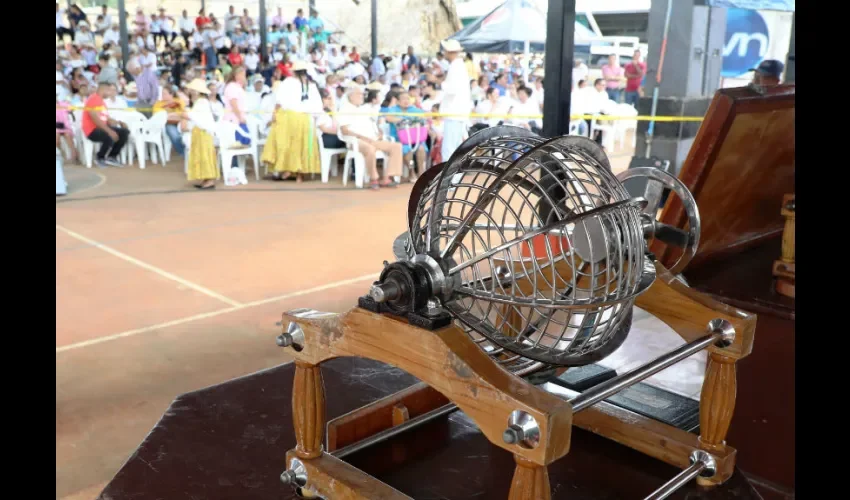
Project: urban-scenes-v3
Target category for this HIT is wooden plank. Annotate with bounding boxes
[282,307,574,466]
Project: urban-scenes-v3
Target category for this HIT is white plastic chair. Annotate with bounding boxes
[215,121,258,182]
[318,128,345,183]
[590,114,617,152]
[338,129,370,188]
[71,110,96,168]
[244,116,268,180]
[131,111,168,169]
[111,109,147,165]
[614,103,638,149]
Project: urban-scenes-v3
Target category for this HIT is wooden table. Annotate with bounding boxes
[99,357,763,499]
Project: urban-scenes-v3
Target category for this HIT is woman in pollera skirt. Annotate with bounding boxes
[263,60,322,182]
[183,78,219,189]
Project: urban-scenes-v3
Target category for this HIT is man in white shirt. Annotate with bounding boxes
[244,46,260,74]
[248,27,261,50]
[572,78,612,139]
[508,86,542,131]
[75,22,96,51]
[103,23,120,46]
[139,46,157,72]
[337,85,403,188]
[532,75,545,111]
[56,3,73,42]
[327,47,345,71]
[224,5,240,36]
[572,59,589,89]
[344,61,365,81]
[437,39,471,162]
[101,5,112,30]
[179,10,194,46]
[214,22,228,53]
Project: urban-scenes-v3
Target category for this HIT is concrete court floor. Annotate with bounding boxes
[56,147,636,499]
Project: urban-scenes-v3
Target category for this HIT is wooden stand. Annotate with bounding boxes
[772,194,795,298]
[279,260,756,499]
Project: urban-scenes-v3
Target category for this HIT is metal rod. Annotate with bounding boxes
[330,403,458,459]
[370,0,378,58]
[117,0,129,71]
[570,332,720,413]
[644,459,706,500]
[259,0,268,67]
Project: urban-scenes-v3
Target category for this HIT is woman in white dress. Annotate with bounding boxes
[262,60,323,182]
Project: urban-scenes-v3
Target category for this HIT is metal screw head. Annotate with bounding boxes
[425,298,442,316]
[280,470,297,485]
[503,426,522,445]
[276,334,292,347]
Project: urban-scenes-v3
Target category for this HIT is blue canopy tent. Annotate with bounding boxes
[448,0,597,54]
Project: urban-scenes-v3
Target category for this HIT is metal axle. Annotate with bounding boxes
[570,321,734,413]
[644,450,716,500]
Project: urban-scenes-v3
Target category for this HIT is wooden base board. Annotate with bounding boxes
[325,382,736,486]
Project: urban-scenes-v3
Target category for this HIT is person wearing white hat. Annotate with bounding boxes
[262,60,323,182]
[244,46,260,74]
[182,79,218,189]
[103,22,121,47]
[75,21,95,51]
[437,39,471,162]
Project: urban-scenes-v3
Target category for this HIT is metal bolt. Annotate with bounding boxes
[503,425,523,445]
[280,470,297,485]
[277,322,306,351]
[425,298,442,316]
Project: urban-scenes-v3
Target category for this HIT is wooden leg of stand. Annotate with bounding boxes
[508,455,551,500]
[293,361,326,459]
[697,353,736,486]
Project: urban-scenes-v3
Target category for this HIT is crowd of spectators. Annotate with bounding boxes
[56,3,646,189]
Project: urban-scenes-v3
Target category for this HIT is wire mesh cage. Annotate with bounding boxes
[406,132,656,368]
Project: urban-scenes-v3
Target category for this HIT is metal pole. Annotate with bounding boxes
[331,403,458,459]
[644,451,715,500]
[117,0,129,70]
[570,330,729,413]
[201,0,205,12]
[542,0,575,137]
[259,0,268,65]
[784,12,795,83]
[370,0,378,58]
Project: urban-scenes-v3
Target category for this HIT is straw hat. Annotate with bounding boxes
[185,78,210,95]
[292,60,313,72]
[440,39,463,53]
[365,81,383,90]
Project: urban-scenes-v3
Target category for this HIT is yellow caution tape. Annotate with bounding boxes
[59,105,704,122]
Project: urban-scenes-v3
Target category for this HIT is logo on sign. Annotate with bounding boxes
[722,8,770,77]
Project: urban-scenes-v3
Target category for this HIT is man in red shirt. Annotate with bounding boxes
[624,49,646,107]
[83,81,130,168]
[195,8,210,31]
